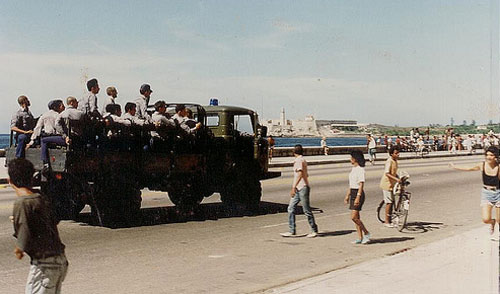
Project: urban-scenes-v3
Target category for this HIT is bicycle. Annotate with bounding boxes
[376,171,412,231]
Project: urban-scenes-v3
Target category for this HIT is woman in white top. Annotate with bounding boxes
[344,150,371,244]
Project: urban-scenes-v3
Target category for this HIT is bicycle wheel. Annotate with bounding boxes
[395,196,410,231]
[376,200,386,223]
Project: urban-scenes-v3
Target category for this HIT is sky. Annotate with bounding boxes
[0,0,497,133]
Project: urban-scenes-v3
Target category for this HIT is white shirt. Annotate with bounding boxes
[368,137,376,149]
[349,166,365,189]
[30,110,60,144]
[78,92,98,115]
[123,112,146,126]
[134,95,151,122]
[56,106,84,138]
[151,111,175,137]
[101,96,116,115]
[293,155,308,190]
[320,139,327,148]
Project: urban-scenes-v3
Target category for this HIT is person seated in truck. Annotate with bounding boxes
[104,104,131,126]
[123,102,146,126]
[26,100,69,168]
[151,100,175,138]
[172,104,201,134]
[10,95,36,158]
[55,96,84,139]
[185,108,197,129]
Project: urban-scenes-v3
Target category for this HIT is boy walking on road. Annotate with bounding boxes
[9,158,68,293]
[281,145,319,238]
[379,146,401,227]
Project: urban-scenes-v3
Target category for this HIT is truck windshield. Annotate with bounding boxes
[234,115,254,135]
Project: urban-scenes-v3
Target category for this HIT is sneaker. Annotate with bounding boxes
[384,223,395,228]
[361,233,371,244]
[306,232,318,238]
[352,239,362,244]
[280,232,296,237]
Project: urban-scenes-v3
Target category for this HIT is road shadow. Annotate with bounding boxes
[319,230,355,237]
[76,201,292,228]
[402,221,445,234]
[368,236,415,244]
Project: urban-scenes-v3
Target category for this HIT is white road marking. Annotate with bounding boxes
[259,212,350,228]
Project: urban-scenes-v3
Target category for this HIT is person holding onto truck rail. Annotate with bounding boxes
[27,100,69,168]
[281,144,319,238]
[8,158,69,294]
[11,95,36,158]
[135,84,153,122]
[78,78,101,118]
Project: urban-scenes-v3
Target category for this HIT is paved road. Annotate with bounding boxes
[0,155,489,293]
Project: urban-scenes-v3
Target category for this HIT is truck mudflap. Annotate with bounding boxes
[261,171,281,180]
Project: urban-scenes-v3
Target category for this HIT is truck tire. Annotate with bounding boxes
[220,174,262,213]
[168,182,204,212]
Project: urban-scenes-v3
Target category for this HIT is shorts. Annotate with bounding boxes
[349,189,365,211]
[480,188,500,207]
[383,189,395,204]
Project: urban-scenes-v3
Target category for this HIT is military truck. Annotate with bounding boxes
[5,103,280,225]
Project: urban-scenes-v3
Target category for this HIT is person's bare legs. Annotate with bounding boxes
[351,210,368,240]
[385,203,393,224]
[482,204,495,234]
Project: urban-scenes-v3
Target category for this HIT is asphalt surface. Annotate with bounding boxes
[0,155,489,293]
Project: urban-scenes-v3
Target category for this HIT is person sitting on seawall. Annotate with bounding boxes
[10,95,36,158]
[172,104,201,134]
[122,102,146,126]
[26,100,69,169]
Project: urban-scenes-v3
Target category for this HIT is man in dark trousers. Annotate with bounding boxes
[9,158,68,293]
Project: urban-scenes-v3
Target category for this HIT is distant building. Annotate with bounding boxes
[262,108,360,136]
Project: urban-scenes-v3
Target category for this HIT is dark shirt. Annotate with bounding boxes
[12,193,65,260]
[10,107,36,132]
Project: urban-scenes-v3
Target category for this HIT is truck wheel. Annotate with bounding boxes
[245,177,262,213]
[168,184,204,213]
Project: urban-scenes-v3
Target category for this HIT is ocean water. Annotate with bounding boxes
[0,134,367,149]
[0,134,9,149]
[273,137,366,147]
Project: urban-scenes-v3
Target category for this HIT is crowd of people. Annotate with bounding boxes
[373,128,499,155]
[10,78,202,169]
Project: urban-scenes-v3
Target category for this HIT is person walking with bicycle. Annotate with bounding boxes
[379,146,401,227]
[449,146,500,239]
[344,150,371,244]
